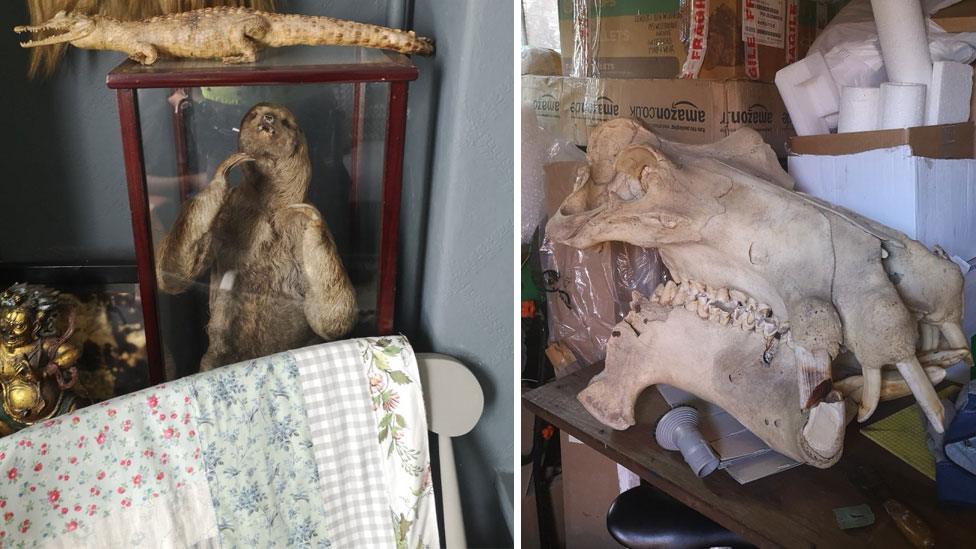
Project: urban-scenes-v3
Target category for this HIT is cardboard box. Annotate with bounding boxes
[557,0,686,79]
[559,432,626,549]
[524,75,565,137]
[789,143,976,260]
[788,123,975,159]
[557,0,828,82]
[696,0,840,81]
[932,0,976,33]
[692,0,790,82]
[523,75,795,156]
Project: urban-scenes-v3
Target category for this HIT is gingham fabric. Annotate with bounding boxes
[292,340,394,548]
[355,336,440,549]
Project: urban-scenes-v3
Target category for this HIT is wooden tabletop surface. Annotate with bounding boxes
[522,363,976,548]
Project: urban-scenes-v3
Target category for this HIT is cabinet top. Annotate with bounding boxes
[107,46,418,89]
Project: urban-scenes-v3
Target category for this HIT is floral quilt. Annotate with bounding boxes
[0,338,439,548]
[290,337,440,549]
[191,353,331,548]
[0,380,217,548]
[359,337,438,549]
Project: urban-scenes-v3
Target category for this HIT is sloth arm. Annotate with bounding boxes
[290,205,358,340]
[156,153,253,294]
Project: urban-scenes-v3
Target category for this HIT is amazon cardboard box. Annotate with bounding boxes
[558,0,830,82]
[524,75,795,156]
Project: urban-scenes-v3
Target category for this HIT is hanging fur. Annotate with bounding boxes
[25,0,276,78]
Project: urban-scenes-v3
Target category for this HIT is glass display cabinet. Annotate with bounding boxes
[108,46,417,383]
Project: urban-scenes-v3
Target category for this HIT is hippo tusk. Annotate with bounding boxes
[895,356,945,433]
[801,394,847,462]
[858,367,882,422]
[795,346,833,410]
[835,366,946,402]
[918,348,973,368]
[940,322,973,365]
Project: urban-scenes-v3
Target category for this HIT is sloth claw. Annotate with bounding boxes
[217,152,255,179]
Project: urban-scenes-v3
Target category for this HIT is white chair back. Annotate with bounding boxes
[416,353,484,549]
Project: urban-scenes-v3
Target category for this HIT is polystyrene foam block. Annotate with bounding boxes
[880,82,926,129]
[775,52,841,136]
[838,87,881,133]
[870,0,932,86]
[925,61,974,125]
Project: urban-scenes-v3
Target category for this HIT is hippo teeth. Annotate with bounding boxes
[649,279,788,341]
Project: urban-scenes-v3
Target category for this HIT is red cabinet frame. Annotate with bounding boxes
[108,50,418,384]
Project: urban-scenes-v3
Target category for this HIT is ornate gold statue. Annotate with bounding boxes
[0,284,82,436]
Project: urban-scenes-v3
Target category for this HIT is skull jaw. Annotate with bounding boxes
[581,300,847,468]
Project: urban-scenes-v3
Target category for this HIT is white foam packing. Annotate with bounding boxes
[870,0,933,86]
[880,82,927,129]
[837,87,881,133]
[925,61,974,125]
[774,51,841,136]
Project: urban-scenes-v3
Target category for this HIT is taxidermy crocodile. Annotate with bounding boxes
[14,7,434,65]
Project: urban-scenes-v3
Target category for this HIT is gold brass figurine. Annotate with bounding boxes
[0,284,82,436]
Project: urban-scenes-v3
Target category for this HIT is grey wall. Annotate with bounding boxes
[2,2,132,261]
[1,0,513,547]
[403,1,515,547]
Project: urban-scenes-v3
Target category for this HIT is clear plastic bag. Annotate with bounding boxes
[521,102,588,244]
[539,239,666,368]
[560,0,687,79]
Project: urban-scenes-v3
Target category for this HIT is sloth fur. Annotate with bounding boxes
[156,102,357,371]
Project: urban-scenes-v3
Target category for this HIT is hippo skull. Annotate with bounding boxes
[547,119,971,467]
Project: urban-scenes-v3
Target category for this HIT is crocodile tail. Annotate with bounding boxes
[266,14,433,55]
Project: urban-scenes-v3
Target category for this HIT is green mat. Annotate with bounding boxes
[860,387,959,481]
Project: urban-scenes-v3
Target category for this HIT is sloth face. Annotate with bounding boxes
[238,103,306,163]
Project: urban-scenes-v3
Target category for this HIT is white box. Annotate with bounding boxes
[965,264,976,344]
[789,145,976,260]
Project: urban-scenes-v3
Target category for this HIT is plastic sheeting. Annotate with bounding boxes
[809,0,976,89]
[522,0,562,51]
[521,102,586,244]
[540,240,666,367]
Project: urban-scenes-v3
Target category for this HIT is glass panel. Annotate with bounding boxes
[139,82,389,378]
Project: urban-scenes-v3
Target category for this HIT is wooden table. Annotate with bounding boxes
[522,363,976,548]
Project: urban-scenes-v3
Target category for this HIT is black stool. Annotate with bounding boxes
[606,485,756,549]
